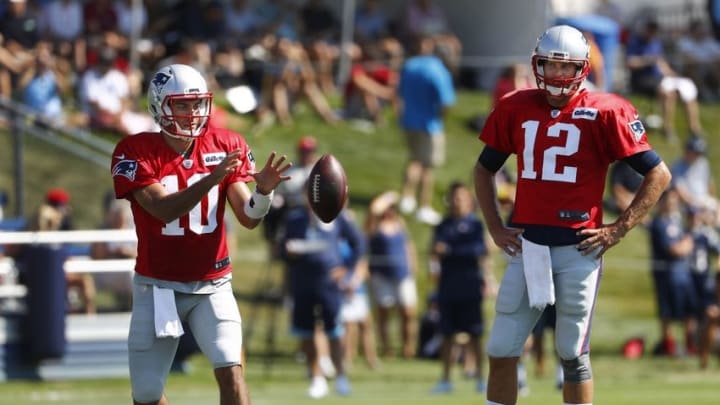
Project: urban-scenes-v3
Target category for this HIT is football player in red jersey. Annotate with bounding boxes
[473,26,672,405]
[111,64,291,405]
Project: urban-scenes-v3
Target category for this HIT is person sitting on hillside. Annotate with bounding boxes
[625,19,706,141]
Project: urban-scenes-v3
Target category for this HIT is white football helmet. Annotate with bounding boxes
[147,64,212,138]
[532,25,590,98]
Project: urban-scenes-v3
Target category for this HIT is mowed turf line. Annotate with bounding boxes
[1,90,720,403]
[0,354,717,404]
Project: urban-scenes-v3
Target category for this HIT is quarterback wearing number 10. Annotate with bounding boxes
[111,64,290,405]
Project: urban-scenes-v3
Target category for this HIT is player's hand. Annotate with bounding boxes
[576,223,625,258]
[489,226,524,256]
[251,152,292,195]
[210,150,243,182]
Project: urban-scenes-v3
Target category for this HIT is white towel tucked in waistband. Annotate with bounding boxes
[521,237,555,310]
[153,285,184,338]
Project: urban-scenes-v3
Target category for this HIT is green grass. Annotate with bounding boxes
[2,90,720,403]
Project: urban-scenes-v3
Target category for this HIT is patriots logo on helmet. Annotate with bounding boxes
[151,72,171,92]
[112,159,138,181]
[628,120,645,141]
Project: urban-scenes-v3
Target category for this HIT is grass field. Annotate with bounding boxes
[2,89,720,403]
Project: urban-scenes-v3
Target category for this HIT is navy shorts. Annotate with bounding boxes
[652,270,699,320]
[291,285,343,338]
[438,297,483,337]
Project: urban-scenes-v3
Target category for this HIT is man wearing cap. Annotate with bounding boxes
[45,188,73,230]
[671,136,716,211]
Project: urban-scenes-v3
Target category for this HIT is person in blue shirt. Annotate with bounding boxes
[686,203,720,364]
[279,203,366,399]
[648,187,698,356]
[397,34,455,225]
[365,191,419,359]
[429,181,491,394]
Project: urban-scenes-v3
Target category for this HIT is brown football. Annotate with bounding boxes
[307,154,348,223]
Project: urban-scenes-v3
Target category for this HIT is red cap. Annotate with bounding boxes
[298,136,317,152]
[46,188,70,206]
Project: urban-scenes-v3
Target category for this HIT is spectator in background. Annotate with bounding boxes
[583,31,606,91]
[402,0,462,75]
[353,0,404,71]
[676,19,720,102]
[77,47,157,135]
[492,64,533,107]
[38,0,86,74]
[342,42,398,126]
[0,0,39,97]
[299,0,340,96]
[649,188,698,357]
[687,203,720,364]
[670,136,716,213]
[625,19,705,141]
[397,35,455,225]
[89,198,135,312]
[365,191,419,359]
[19,41,69,123]
[266,136,319,259]
[428,181,491,395]
[708,0,720,42]
[338,212,378,371]
[279,203,364,398]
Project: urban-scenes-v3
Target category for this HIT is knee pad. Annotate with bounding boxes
[561,353,592,384]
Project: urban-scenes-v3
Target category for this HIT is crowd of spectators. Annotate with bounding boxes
[0,0,466,136]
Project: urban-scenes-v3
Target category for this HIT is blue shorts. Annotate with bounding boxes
[438,297,483,337]
[291,285,343,339]
[652,270,698,320]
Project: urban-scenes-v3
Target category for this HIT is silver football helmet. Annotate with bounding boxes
[147,64,212,138]
[532,25,590,97]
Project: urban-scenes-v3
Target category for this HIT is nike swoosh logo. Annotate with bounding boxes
[115,154,125,159]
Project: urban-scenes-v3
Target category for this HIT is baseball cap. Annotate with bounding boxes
[298,136,317,152]
[685,136,707,154]
[46,188,70,207]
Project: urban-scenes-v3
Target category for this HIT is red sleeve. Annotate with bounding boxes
[111,136,159,199]
[479,100,515,154]
[603,96,653,160]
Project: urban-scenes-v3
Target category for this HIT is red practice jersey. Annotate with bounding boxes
[111,128,255,282]
[480,88,652,229]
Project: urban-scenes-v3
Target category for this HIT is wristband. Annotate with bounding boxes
[244,188,274,219]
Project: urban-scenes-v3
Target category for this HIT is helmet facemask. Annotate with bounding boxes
[158,93,212,139]
[532,55,590,98]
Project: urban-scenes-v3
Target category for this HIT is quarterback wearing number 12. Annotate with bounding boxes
[474,26,671,405]
[111,64,290,405]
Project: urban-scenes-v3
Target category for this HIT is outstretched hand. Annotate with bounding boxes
[251,151,292,194]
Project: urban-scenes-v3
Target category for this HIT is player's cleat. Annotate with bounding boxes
[307,375,329,399]
[430,380,453,394]
[335,375,352,396]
